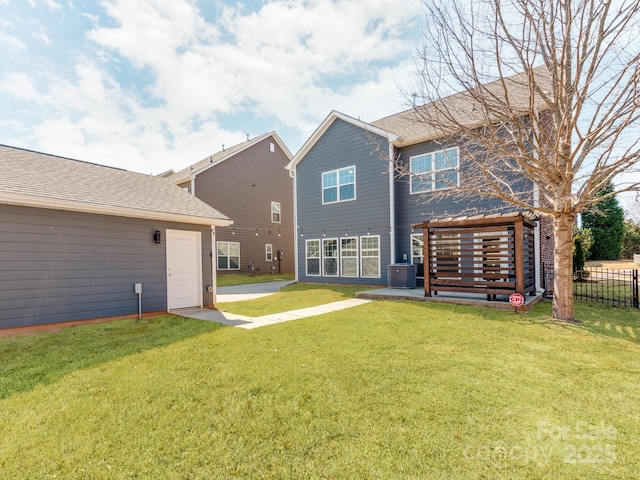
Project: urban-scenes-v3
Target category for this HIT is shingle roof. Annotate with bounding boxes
[167,131,292,184]
[371,66,551,147]
[0,144,232,226]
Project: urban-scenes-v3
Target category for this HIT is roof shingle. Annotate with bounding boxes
[0,145,232,226]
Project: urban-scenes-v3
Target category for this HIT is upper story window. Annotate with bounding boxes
[322,166,356,204]
[271,201,281,223]
[410,147,459,194]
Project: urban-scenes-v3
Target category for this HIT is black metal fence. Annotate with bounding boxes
[542,263,640,308]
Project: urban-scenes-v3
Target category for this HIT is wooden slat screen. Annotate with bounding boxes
[418,213,537,299]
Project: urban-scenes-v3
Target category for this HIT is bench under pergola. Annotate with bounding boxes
[412,212,537,300]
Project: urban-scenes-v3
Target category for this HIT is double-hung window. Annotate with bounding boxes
[360,236,380,278]
[322,166,355,204]
[410,147,459,194]
[271,201,281,223]
[306,240,321,276]
[217,241,240,270]
[340,237,359,277]
[323,239,338,276]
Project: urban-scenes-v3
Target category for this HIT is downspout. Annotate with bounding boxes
[388,141,396,265]
[290,168,299,282]
[190,175,196,196]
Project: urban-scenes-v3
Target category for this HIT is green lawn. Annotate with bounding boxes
[217,282,372,316]
[0,298,639,479]
[216,273,294,287]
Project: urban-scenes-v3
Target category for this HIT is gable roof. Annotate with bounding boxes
[0,145,232,226]
[286,110,397,171]
[372,66,552,147]
[167,131,293,184]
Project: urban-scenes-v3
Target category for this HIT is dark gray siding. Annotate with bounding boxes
[0,204,213,329]
[194,136,294,275]
[295,119,391,285]
[394,140,533,263]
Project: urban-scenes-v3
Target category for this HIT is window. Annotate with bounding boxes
[410,147,459,194]
[411,233,424,266]
[306,240,320,276]
[271,202,281,223]
[322,166,356,204]
[340,237,359,277]
[411,233,425,279]
[217,241,240,270]
[270,142,275,152]
[323,239,338,276]
[360,236,380,278]
[265,244,273,262]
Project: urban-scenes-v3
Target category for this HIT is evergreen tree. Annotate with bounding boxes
[573,235,586,280]
[621,220,640,259]
[581,182,625,260]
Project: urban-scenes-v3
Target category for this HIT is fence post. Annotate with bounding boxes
[634,269,639,309]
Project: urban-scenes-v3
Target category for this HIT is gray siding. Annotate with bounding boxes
[295,119,392,285]
[0,204,213,329]
[394,140,533,263]
[194,136,294,275]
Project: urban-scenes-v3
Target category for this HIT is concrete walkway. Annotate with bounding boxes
[171,281,372,329]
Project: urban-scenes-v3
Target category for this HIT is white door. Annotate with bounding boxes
[166,229,202,310]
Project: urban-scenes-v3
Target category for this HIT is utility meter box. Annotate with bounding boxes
[134,283,142,294]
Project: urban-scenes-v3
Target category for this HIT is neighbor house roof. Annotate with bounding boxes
[372,66,552,147]
[286,110,397,171]
[167,131,292,184]
[0,145,233,226]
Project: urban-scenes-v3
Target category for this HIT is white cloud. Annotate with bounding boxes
[0,73,41,101]
[0,32,27,51]
[86,0,421,128]
[44,0,62,11]
[32,31,51,45]
[2,0,425,172]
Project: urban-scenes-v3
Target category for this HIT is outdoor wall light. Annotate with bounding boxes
[153,230,161,244]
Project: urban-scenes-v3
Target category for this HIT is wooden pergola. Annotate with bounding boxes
[412,212,537,300]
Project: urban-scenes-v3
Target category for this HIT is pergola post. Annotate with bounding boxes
[514,216,525,295]
[423,224,431,297]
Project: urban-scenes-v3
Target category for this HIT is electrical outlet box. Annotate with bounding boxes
[134,283,142,294]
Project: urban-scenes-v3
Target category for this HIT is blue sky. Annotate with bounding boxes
[0,0,423,174]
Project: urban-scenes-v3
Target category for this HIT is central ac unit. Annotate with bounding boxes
[387,264,417,288]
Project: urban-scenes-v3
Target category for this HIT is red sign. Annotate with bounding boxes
[509,293,525,307]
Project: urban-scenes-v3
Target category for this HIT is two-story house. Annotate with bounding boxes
[287,80,553,290]
[166,132,294,276]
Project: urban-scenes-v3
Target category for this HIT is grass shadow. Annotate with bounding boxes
[0,315,224,399]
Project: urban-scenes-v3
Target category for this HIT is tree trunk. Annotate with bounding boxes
[552,213,576,321]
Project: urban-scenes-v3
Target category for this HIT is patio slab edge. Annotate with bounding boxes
[356,289,545,312]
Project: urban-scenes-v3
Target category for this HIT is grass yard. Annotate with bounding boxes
[0,297,639,479]
[216,273,294,287]
[217,282,372,317]
[0,315,223,400]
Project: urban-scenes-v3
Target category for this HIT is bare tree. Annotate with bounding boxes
[402,0,640,321]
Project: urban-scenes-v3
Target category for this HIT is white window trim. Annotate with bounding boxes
[322,165,356,204]
[340,236,360,278]
[217,241,240,270]
[322,238,339,277]
[360,235,381,278]
[409,147,460,194]
[411,233,424,264]
[265,243,273,262]
[305,239,321,277]
[271,201,281,224]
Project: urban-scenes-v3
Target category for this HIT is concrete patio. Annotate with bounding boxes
[356,287,545,312]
